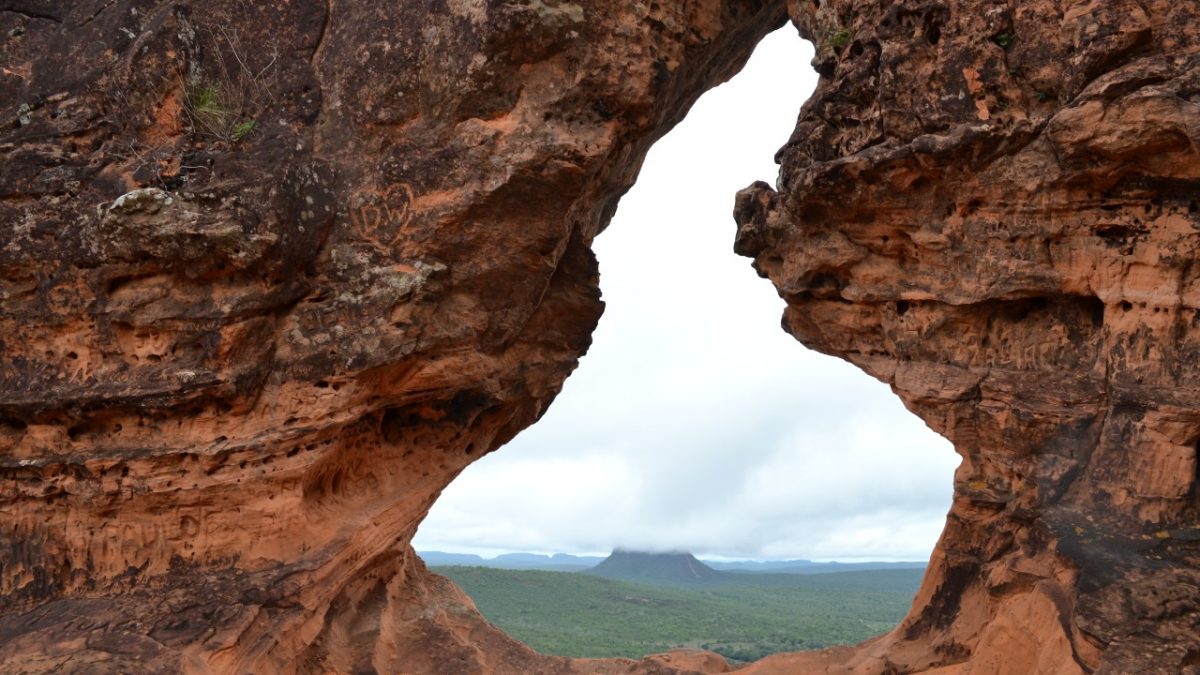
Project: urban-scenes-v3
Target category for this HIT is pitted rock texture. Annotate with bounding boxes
[0,1,784,672]
[735,0,1200,673]
[3,0,1199,674]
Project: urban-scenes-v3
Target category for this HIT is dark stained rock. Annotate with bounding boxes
[2,0,1199,673]
[0,1,784,672]
[736,1,1200,673]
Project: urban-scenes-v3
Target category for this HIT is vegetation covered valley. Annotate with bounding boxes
[433,565,923,664]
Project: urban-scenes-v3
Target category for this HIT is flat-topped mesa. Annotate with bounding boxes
[735,1,1200,673]
[588,550,719,585]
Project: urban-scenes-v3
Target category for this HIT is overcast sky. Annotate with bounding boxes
[413,27,960,562]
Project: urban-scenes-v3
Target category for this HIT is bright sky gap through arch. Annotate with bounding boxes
[413,26,960,563]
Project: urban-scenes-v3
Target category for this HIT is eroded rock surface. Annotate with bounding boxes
[2,0,1198,673]
[0,1,784,672]
[735,0,1200,672]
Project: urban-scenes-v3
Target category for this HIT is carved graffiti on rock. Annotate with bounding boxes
[348,183,414,246]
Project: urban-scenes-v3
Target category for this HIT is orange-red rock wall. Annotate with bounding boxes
[1,0,1198,673]
[737,1,1200,672]
[0,1,786,672]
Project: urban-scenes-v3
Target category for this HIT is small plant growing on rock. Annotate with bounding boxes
[185,82,235,136]
[830,28,852,50]
[183,76,259,143]
[181,26,275,143]
[231,119,256,142]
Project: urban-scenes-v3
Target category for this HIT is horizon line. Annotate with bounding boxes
[416,547,931,564]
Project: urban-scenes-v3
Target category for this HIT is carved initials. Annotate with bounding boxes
[349,183,415,246]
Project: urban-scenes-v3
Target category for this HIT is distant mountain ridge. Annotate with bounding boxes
[585,550,718,585]
[418,550,926,575]
[706,559,927,575]
[419,550,605,571]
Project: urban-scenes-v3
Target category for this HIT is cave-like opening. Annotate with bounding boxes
[414,25,960,665]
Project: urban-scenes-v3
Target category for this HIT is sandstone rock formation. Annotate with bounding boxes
[1,0,1198,674]
[735,1,1200,672]
[0,1,785,672]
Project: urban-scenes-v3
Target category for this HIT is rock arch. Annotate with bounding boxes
[0,0,1197,673]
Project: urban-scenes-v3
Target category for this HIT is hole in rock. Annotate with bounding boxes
[415,26,958,666]
[1192,437,1200,502]
[927,23,941,46]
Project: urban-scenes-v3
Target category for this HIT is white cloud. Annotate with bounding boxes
[414,27,961,562]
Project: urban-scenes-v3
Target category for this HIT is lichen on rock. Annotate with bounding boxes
[735,1,1200,672]
[2,0,1199,673]
[0,1,787,673]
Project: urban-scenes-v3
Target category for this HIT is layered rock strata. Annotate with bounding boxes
[2,0,1199,673]
[0,1,783,672]
[735,0,1200,672]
